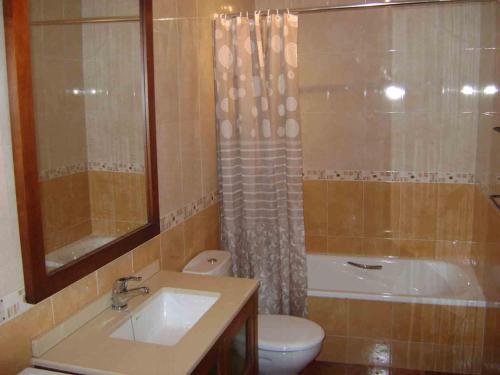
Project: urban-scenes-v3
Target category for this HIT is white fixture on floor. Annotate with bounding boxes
[182,250,325,375]
[18,368,63,374]
[111,288,220,346]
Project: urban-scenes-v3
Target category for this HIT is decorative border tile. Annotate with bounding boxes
[436,172,475,184]
[39,162,145,181]
[399,171,437,183]
[38,163,88,181]
[87,161,145,174]
[160,190,220,232]
[303,170,476,184]
[361,170,400,182]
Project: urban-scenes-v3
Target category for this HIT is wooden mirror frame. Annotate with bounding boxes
[3,0,159,303]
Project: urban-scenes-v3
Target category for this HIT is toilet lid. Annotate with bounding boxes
[258,314,325,352]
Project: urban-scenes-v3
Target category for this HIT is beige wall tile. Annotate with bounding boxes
[62,1,82,19]
[302,113,366,171]
[198,18,216,121]
[327,236,363,255]
[391,341,437,371]
[348,300,392,339]
[52,273,98,324]
[363,113,403,172]
[177,19,200,122]
[483,306,500,367]
[41,172,93,253]
[362,238,399,257]
[157,121,184,216]
[400,183,438,240]
[177,0,197,17]
[486,199,500,243]
[133,235,161,272]
[306,235,327,253]
[71,172,91,225]
[153,19,179,125]
[44,220,93,254]
[392,302,440,343]
[434,241,472,263]
[436,184,474,241]
[308,297,348,336]
[153,0,178,18]
[97,253,134,295]
[327,181,363,237]
[433,344,479,374]
[0,299,54,374]
[113,173,147,223]
[317,335,348,363]
[196,0,216,17]
[346,337,392,366]
[160,223,186,271]
[184,205,221,261]
[91,218,115,236]
[437,305,485,348]
[89,171,116,221]
[363,182,400,238]
[304,180,327,236]
[200,119,219,195]
[398,239,435,259]
[472,186,489,243]
[300,85,365,115]
[180,120,203,205]
[299,10,365,56]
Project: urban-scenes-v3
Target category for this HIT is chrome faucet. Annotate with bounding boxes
[111,276,150,311]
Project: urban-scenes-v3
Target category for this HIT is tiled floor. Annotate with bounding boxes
[301,361,456,375]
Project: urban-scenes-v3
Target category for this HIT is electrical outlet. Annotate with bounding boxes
[0,289,32,326]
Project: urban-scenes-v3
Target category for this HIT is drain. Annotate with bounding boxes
[207,258,218,264]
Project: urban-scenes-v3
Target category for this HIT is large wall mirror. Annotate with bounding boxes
[3,0,159,303]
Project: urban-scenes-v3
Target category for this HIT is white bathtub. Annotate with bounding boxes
[307,254,486,307]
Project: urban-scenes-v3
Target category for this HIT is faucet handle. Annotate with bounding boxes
[113,276,142,293]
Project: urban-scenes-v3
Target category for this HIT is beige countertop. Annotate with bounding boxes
[32,271,259,375]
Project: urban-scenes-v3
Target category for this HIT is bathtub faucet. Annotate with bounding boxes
[347,261,382,270]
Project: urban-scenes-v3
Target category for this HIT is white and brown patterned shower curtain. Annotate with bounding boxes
[214,13,306,316]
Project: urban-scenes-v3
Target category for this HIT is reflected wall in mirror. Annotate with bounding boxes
[4,0,158,303]
[29,1,148,272]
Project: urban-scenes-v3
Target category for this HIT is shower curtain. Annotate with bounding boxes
[214,12,306,316]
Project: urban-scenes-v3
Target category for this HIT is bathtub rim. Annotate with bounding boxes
[307,288,487,307]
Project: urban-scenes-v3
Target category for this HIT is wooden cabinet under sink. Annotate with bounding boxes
[194,291,258,375]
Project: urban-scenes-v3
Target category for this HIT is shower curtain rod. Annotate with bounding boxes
[30,16,140,26]
[221,0,492,17]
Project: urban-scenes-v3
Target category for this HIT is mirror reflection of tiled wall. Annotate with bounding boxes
[30,0,147,255]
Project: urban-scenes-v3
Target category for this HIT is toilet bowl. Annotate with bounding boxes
[257,314,324,375]
[183,250,325,374]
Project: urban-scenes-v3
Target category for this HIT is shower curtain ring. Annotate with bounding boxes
[267,9,270,17]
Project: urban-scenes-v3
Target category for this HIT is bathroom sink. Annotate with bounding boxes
[111,288,220,346]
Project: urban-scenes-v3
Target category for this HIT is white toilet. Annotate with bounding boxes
[183,250,325,375]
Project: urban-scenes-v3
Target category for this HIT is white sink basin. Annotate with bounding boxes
[111,288,220,346]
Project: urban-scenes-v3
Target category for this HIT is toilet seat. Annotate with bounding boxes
[258,314,325,352]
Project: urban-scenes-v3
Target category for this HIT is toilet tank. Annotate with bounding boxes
[182,250,232,276]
